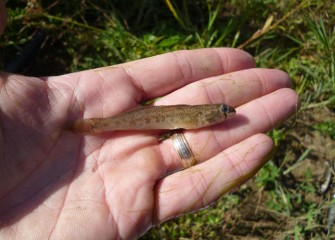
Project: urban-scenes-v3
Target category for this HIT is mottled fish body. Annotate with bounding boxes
[72,103,236,134]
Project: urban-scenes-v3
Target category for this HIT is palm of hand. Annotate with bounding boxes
[0,71,163,239]
[0,49,298,239]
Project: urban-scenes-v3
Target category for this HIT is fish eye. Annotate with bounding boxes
[221,104,236,114]
[221,104,228,112]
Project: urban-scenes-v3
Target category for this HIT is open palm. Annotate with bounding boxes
[0,48,298,239]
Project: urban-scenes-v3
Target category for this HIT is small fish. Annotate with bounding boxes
[71,103,236,134]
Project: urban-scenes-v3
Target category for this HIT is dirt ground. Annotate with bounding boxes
[221,106,335,239]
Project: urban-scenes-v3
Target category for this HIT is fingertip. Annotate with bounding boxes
[270,69,292,88]
[271,88,300,114]
[247,68,292,90]
[250,133,275,164]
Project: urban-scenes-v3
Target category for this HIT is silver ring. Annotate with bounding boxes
[170,131,196,168]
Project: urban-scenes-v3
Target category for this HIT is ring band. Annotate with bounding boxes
[170,131,196,168]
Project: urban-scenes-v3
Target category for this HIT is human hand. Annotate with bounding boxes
[0,48,298,239]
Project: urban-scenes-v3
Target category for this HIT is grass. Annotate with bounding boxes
[1,0,335,239]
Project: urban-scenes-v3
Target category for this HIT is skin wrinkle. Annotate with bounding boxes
[48,185,68,240]
[214,78,233,103]
[64,83,77,118]
[198,76,240,106]
[106,138,128,165]
[120,210,137,240]
[118,156,156,232]
[1,132,50,199]
[179,169,209,213]
[2,158,60,216]
[91,143,104,172]
[2,87,50,153]
[210,126,227,153]
[83,138,105,165]
[227,149,246,181]
[244,140,268,167]
[199,81,216,104]
[7,81,23,106]
[217,116,236,148]
[71,77,85,117]
[109,217,118,240]
[202,78,227,107]
[46,83,64,114]
[105,203,117,234]
[211,48,226,74]
[166,179,194,215]
[76,72,94,116]
[94,69,122,117]
[101,79,109,117]
[112,189,139,239]
[255,97,275,130]
[9,80,47,132]
[239,140,274,186]
[192,169,209,208]
[97,148,109,227]
[49,144,93,238]
[200,165,222,205]
[49,81,78,131]
[153,178,166,225]
[96,88,107,117]
[120,65,145,104]
[209,153,244,199]
[192,130,211,159]
[9,77,46,112]
[248,68,268,96]
[20,81,56,139]
[1,81,16,110]
[171,51,193,85]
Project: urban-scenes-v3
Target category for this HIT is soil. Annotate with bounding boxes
[221,106,335,239]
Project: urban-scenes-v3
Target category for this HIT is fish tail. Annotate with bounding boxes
[66,119,94,133]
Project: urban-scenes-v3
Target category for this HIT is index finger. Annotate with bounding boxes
[96,48,255,100]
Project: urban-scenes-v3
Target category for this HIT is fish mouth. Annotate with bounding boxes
[221,104,236,117]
